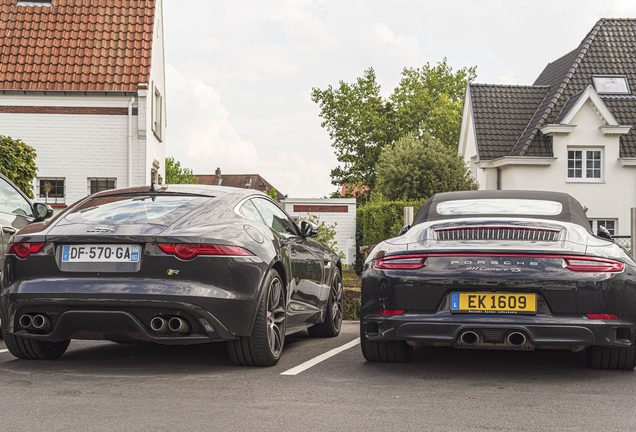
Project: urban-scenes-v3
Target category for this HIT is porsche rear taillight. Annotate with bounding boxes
[157,243,254,260]
[373,254,427,270]
[6,242,45,259]
[564,256,624,273]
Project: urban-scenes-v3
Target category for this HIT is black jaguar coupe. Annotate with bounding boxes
[2,185,343,366]
[360,190,636,369]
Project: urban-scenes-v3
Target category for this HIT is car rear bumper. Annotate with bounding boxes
[1,278,264,344]
[362,312,635,349]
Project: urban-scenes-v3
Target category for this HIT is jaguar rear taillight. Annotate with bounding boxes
[373,254,427,270]
[157,243,254,260]
[6,242,45,259]
[564,256,624,273]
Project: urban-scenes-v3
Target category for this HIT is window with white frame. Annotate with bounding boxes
[37,178,65,204]
[567,148,602,181]
[589,219,617,236]
[592,75,631,95]
[152,84,163,141]
[88,178,116,195]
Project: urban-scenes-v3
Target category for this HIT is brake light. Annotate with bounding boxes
[157,243,254,260]
[587,314,619,320]
[377,310,404,316]
[565,256,624,272]
[374,254,427,270]
[7,242,45,259]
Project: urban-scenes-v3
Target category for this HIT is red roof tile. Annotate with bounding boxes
[0,0,156,91]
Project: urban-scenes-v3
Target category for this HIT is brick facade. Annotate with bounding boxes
[293,205,348,213]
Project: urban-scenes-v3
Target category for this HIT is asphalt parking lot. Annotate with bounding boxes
[0,321,635,431]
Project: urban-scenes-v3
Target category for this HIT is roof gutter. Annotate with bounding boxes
[0,90,138,96]
[476,156,557,169]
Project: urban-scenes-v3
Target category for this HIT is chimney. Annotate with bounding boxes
[215,167,221,185]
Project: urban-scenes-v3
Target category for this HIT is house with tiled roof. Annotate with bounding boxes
[459,18,636,236]
[0,0,166,211]
[196,167,286,201]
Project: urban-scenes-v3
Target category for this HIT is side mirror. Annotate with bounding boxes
[33,203,53,221]
[399,225,411,236]
[597,225,613,241]
[300,221,318,238]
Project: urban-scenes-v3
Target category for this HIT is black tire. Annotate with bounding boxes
[2,330,69,360]
[308,268,343,338]
[227,269,286,366]
[360,328,412,363]
[586,344,636,370]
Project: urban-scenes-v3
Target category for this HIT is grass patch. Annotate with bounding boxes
[343,269,361,320]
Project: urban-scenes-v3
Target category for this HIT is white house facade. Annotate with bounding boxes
[0,0,166,212]
[459,19,636,236]
[284,198,357,265]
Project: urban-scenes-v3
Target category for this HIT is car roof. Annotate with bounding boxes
[412,190,592,231]
[91,184,268,199]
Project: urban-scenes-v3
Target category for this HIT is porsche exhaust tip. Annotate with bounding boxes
[459,331,479,346]
[31,314,52,331]
[150,317,168,333]
[507,332,527,347]
[168,317,190,334]
[19,314,33,329]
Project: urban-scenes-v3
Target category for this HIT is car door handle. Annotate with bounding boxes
[2,227,16,234]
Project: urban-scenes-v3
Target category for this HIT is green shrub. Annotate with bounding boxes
[0,135,38,198]
[354,199,425,274]
[343,288,361,320]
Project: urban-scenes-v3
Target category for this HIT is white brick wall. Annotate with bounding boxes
[284,198,357,265]
[0,0,167,211]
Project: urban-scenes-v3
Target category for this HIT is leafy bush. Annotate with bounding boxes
[296,213,346,261]
[165,156,197,184]
[354,199,425,274]
[0,136,38,198]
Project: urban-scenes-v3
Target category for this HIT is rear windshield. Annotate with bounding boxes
[436,199,563,216]
[64,195,209,225]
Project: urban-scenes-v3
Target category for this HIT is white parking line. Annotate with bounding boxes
[0,349,8,354]
[281,337,360,376]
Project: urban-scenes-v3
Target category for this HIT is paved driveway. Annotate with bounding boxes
[0,321,634,431]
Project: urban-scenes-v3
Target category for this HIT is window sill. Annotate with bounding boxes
[566,179,605,184]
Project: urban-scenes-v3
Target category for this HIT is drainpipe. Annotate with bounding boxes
[496,167,502,190]
[128,96,136,187]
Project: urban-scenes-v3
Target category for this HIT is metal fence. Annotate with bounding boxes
[612,235,632,255]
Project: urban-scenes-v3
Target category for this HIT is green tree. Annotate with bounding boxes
[296,213,346,261]
[0,135,38,198]
[375,133,478,201]
[311,59,476,193]
[165,156,198,184]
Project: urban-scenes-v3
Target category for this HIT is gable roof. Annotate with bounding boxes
[470,84,550,160]
[470,18,636,160]
[196,173,286,200]
[0,0,156,91]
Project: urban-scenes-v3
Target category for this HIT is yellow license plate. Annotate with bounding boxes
[450,293,537,314]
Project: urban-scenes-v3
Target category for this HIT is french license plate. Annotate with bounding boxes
[61,245,140,263]
[450,293,537,314]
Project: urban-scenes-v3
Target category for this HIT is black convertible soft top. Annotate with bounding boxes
[412,190,591,231]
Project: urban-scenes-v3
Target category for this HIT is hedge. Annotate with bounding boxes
[354,199,426,274]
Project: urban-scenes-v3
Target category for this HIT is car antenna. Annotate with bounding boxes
[149,181,162,192]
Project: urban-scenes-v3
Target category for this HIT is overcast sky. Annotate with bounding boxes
[163,0,636,197]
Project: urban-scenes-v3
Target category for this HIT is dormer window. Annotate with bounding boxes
[592,75,631,95]
[17,1,52,6]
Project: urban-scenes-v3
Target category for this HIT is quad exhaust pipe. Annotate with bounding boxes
[168,317,190,334]
[150,316,190,334]
[19,314,51,331]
